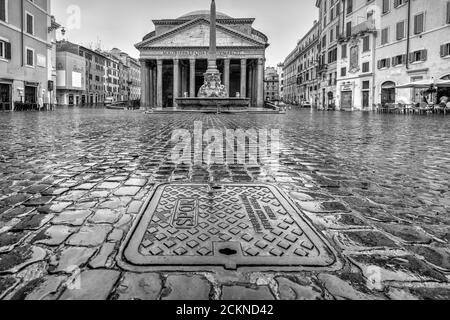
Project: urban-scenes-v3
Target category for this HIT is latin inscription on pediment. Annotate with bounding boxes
[143,23,260,48]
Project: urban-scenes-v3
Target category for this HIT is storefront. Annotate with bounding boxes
[0,81,12,111]
[340,83,353,111]
[24,83,38,104]
[362,80,370,109]
[381,81,396,106]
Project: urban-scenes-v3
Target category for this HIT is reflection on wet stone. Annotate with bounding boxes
[0,108,449,300]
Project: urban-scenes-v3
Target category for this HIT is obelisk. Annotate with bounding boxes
[198,0,228,97]
[206,0,219,74]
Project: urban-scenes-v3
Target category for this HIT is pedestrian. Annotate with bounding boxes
[422,94,428,104]
[38,95,43,111]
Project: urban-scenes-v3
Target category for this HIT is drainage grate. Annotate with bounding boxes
[119,183,338,271]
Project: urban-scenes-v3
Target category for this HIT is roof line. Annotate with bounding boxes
[136,17,267,49]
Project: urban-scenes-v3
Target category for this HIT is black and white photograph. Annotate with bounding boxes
[0,0,450,308]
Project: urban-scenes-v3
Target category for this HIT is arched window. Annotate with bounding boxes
[381,81,396,105]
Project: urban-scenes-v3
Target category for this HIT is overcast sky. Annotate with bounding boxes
[51,0,319,67]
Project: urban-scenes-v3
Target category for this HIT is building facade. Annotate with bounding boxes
[55,41,85,105]
[104,53,120,102]
[282,21,320,106]
[374,0,450,105]
[316,0,341,110]
[136,10,269,109]
[336,0,377,111]
[277,62,284,101]
[109,48,141,101]
[80,46,107,105]
[56,40,110,105]
[297,21,320,106]
[0,0,59,110]
[283,48,299,104]
[264,66,279,101]
[284,0,450,111]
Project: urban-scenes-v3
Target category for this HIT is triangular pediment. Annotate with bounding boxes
[136,18,266,49]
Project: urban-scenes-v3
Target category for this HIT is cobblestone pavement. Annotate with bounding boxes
[0,108,449,300]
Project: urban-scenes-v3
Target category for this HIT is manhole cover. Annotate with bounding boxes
[119,183,338,271]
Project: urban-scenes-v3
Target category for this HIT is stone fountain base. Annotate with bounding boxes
[176,71,250,112]
[176,97,250,112]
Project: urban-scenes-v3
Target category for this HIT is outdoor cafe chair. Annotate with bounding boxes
[404,104,414,115]
[419,102,431,115]
[387,103,398,114]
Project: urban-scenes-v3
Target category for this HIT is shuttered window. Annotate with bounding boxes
[347,0,353,14]
[0,40,11,60]
[26,13,33,35]
[362,62,370,73]
[447,2,450,24]
[377,58,391,69]
[363,36,370,52]
[392,54,406,66]
[394,0,407,8]
[409,49,427,63]
[381,28,389,45]
[382,0,390,14]
[441,43,450,57]
[396,21,405,40]
[341,44,347,59]
[414,13,424,34]
[0,0,6,22]
[26,48,34,66]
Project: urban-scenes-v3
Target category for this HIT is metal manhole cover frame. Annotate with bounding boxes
[117,183,341,272]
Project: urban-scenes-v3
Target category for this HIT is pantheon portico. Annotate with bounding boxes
[135,10,269,109]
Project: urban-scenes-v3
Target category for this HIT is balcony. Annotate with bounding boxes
[338,19,377,43]
[317,64,328,73]
[352,19,376,35]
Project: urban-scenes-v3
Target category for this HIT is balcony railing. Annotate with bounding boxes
[317,64,328,73]
[352,19,376,35]
[338,19,377,43]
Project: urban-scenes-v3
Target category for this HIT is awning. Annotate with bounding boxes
[396,79,450,89]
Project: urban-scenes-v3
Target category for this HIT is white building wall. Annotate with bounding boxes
[375,0,450,104]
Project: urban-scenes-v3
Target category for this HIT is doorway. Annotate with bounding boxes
[24,86,37,104]
[0,83,12,110]
[381,81,396,106]
[341,91,353,110]
[362,90,369,109]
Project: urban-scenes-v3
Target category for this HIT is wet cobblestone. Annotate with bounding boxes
[0,108,449,299]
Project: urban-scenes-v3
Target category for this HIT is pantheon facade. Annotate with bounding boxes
[136,10,269,109]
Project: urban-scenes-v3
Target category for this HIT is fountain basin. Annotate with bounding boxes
[176,97,250,112]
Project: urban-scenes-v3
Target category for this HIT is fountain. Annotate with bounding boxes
[176,0,251,112]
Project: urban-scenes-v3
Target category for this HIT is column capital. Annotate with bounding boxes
[241,58,247,65]
[189,58,196,65]
[257,58,264,65]
[173,58,180,62]
[157,59,163,66]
